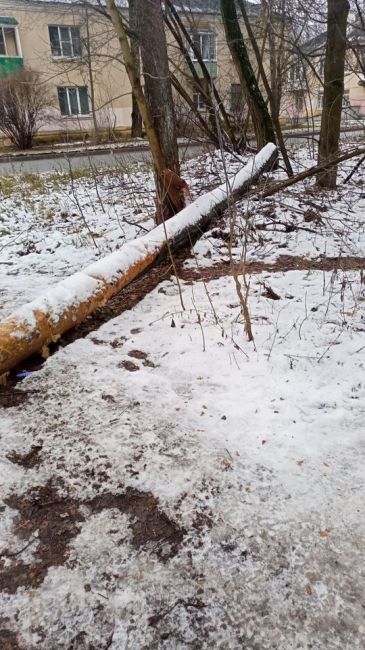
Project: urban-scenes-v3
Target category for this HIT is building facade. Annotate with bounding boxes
[0,0,272,138]
[0,0,132,134]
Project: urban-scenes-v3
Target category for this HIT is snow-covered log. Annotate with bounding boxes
[0,143,277,375]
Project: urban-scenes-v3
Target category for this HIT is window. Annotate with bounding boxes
[0,26,20,57]
[231,83,243,114]
[288,62,302,83]
[193,91,207,112]
[295,92,304,112]
[319,58,325,77]
[190,31,216,62]
[49,25,81,58]
[343,89,350,106]
[58,86,90,116]
[317,92,324,109]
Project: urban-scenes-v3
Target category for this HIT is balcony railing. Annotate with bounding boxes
[0,56,24,77]
[192,60,217,79]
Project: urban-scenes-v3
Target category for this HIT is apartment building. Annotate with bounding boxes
[0,0,283,137]
[0,0,132,133]
[0,0,271,136]
[287,23,365,125]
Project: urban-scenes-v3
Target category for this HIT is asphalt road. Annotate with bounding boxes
[0,141,206,176]
[0,127,363,176]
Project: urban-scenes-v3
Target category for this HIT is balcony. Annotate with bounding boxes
[0,17,23,77]
[192,60,217,79]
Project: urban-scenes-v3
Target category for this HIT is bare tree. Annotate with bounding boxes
[137,0,180,176]
[317,0,350,188]
[0,69,51,150]
[106,0,186,223]
[220,0,277,149]
[129,0,143,138]
[237,0,293,175]
[165,0,243,152]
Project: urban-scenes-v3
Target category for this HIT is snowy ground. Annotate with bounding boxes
[0,145,364,649]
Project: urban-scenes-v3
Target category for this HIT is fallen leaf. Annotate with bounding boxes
[296,460,304,466]
[319,528,333,537]
[306,584,313,596]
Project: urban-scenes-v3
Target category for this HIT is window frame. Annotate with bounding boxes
[288,62,303,84]
[295,92,304,112]
[57,86,90,117]
[189,31,217,63]
[0,24,22,58]
[230,83,243,114]
[193,91,207,112]
[49,25,82,59]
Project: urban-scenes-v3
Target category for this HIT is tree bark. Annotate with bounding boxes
[85,5,99,143]
[236,0,292,176]
[129,0,143,138]
[317,0,350,188]
[106,0,183,224]
[165,0,242,152]
[136,0,180,223]
[220,0,276,149]
[138,0,179,174]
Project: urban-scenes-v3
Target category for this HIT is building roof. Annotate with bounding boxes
[21,0,260,14]
[301,31,326,57]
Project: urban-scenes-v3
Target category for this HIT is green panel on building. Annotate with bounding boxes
[0,17,18,26]
[193,61,218,79]
[0,57,24,77]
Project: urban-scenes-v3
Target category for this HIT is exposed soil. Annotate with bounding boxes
[1,484,84,594]
[128,350,148,360]
[119,360,140,372]
[89,488,184,557]
[6,444,43,469]
[0,483,184,595]
[178,254,365,282]
[0,386,41,409]
[0,625,25,650]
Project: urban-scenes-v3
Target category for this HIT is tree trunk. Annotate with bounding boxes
[136,0,180,222]
[129,0,143,138]
[106,0,183,224]
[85,5,100,144]
[165,0,242,152]
[237,0,292,176]
[317,0,349,188]
[220,0,276,149]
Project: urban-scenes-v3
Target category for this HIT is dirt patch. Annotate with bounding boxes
[119,360,140,372]
[128,350,148,360]
[88,488,184,558]
[7,444,43,469]
[0,626,25,650]
[1,484,84,594]
[0,386,41,409]
[0,484,184,595]
[178,254,365,282]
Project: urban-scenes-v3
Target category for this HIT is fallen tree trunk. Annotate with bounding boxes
[259,145,365,199]
[0,143,277,376]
